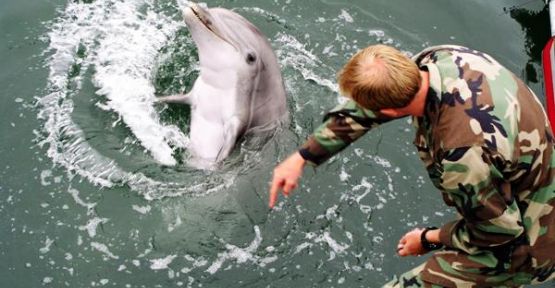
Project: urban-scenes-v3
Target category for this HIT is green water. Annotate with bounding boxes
[0,0,552,287]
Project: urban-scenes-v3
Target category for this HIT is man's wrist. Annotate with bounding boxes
[293,151,307,166]
[298,148,313,162]
[425,228,440,243]
[421,227,443,251]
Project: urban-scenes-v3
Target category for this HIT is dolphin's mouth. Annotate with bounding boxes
[188,3,239,50]
[190,6,211,31]
[188,5,238,51]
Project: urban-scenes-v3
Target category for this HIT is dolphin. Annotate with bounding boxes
[158,3,287,168]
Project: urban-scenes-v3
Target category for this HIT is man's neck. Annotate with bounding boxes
[410,70,430,117]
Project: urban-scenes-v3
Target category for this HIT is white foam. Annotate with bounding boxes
[293,242,312,254]
[40,169,53,186]
[43,277,53,284]
[338,277,345,284]
[67,188,96,214]
[339,10,354,23]
[91,242,119,260]
[39,237,55,254]
[368,29,385,38]
[79,217,109,237]
[38,0,232,199]
[181,255,208,273]
[38,0,342,201]
[149,254,177,270]
[205,226,277,274]
[64,267,75,276]
[132,205,151,214]
[319,232,349,254]
[303,230,350,261]
[91,0,188,165]
[339,165,351,182]
[369,155,392,168]
[40,1,128,188]
[167,216,182,232]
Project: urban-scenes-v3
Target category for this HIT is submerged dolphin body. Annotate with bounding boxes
[159,3,287,168]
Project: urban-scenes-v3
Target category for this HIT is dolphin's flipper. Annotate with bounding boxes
[216,117,245,162]
[156,93,191,105]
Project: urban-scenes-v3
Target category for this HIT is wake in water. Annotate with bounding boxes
[37,0,344,199]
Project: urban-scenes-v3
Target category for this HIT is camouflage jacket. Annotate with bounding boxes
[300,45,555,281]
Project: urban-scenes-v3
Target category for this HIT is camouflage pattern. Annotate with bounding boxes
[299,45,555,287]
[383,263,446,288]
[382,259,529,288]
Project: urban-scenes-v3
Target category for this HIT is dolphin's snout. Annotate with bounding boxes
[184,2,209,24]
[184,1,207,9]
[187,2,207,15]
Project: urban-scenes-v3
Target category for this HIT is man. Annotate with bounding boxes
[268,45,555,287]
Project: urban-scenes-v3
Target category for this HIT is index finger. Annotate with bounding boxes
[269,177,284,208]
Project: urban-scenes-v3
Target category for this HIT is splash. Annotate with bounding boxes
[40,0,184,161]
[38,0,232,199]
[38,0,340,200]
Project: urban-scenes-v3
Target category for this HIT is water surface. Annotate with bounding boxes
[0,0,551,287]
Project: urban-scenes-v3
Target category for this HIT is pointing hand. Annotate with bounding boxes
[269,152,306,208]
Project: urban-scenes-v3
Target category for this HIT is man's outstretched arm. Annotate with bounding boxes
[268,99,394,208]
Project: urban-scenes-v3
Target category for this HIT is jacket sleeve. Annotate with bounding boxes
[437,145,525,253]
[299,99,394,165]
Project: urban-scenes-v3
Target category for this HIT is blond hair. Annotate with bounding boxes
[338,45,421,110]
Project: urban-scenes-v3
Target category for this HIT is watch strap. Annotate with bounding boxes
[421,227,443,251]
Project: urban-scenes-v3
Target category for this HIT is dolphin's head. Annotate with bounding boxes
[182,3,287,165]
[183,3,281,92]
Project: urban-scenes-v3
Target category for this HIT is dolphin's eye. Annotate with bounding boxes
[246,53,257,64]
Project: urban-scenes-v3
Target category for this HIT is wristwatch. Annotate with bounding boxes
[420,227,443,251]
